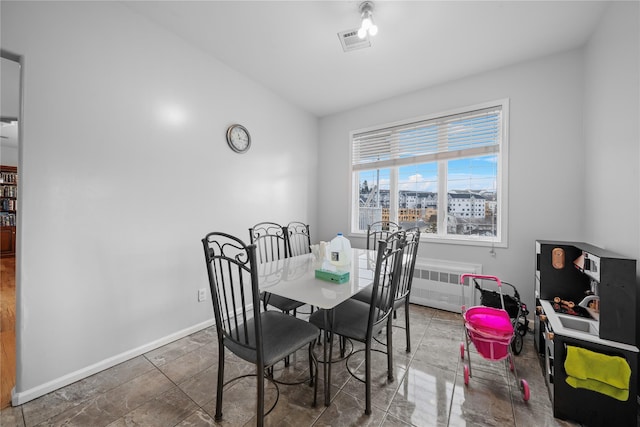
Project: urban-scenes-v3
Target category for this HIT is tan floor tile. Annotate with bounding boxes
[0,405,24,427]
[312,390,386,426]
[448,374,515,426]
[105,386,198,427]
[174,408,217,426]
[21,356,156,426]
[3,305,637,427]
[389,363,456,426]
[156,342,219,384]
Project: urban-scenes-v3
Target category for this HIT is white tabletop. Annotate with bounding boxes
[257,248,377,310]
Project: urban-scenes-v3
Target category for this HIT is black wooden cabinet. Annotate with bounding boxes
[534,240,638,426]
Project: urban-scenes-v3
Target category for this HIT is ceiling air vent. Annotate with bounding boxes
[338,29,371,52]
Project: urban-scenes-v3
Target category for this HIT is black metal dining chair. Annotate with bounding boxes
[308,231,406,415]
[353,228,421,352]
[249,222,305,315]
[286,221,312,257]
[366,220,401,250]
[201,232,319,426]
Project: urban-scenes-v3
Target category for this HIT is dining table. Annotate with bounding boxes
[257,247,378,406]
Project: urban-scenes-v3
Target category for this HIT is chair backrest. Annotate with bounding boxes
[395,228,421,303]
[286,221,311,257]
[249,222,289,263]
[366,230,406,338]
[366,221,401,250]
[201,232,264,361]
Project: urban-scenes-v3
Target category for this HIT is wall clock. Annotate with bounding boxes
[226,124,251,153]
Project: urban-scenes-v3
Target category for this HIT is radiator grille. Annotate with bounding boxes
[409,258,482,313]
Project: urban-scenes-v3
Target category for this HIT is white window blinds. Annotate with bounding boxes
[352,106,502,171]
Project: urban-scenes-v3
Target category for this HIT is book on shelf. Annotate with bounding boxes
[0,212,16,226]
[1,199,16,211]
[1,185,17,197]
[0,171,17,184]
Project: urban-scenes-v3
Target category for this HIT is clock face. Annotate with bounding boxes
[226,124,251,153]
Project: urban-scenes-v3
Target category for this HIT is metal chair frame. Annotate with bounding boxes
[392,228,421,352]
[202,232,319,426]
[249,221,290,263]
[354,228,421,352]
[366,220,401,250]
[309,231,406,415]
[286,221,312,257]
[249,222,305,315]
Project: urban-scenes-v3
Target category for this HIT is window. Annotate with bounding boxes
[350,100,508,246]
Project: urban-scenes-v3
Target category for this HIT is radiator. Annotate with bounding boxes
[409,258,482,313]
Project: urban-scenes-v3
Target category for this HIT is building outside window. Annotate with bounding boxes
[350,100,509,246]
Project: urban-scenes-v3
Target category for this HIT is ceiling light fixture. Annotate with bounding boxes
[357,1,378,39]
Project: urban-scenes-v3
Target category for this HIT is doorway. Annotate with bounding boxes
[0,50,21,409]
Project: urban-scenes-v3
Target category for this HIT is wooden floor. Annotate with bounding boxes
[0,255,16,409]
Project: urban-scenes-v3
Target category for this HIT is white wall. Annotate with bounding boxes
[0,146,18,166]
[583,1,639,266]
[2,1,318,403]
[318,50,587,314]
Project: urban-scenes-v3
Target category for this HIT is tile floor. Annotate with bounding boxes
[0,304,610,426]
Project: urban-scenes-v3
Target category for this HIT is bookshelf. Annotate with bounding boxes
[0,165,17,256]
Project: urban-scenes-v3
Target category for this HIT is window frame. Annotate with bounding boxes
[348,99,509,248]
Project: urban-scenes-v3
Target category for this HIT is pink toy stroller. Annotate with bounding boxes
[459,274,530,401]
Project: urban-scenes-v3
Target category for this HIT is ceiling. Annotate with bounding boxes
[0,1,611,150]
[123,0,609,117]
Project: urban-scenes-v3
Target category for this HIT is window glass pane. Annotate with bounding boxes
[357,168,390,232]
[398,163,438,234]
[351,101,506,244]
[446,155,498,237]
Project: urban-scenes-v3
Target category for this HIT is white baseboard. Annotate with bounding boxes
[11,318,215,406]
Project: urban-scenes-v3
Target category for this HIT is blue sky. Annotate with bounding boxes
[360,154,497,194]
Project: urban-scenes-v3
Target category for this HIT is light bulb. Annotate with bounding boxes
[368,24,378,36]
[361,16,372,30]
[357,27,367,39]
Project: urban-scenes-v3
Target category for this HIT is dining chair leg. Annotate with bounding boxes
[257,365,265,427]
[404,299,411,353]
[387,317,394,381]
[215,347,225,421]
[308,342,318,407]
[365,341,372,415]
[308,342,314,387]
[282,309,291,367]
[324,310,334,406]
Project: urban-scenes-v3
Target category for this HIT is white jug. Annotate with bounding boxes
[329,233,351,266]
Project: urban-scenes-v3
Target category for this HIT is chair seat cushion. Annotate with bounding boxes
[309,299,384,342]
[352,286,405,310]
[352,287,373,303]
[225,311,319,367]
[261,292,305,312]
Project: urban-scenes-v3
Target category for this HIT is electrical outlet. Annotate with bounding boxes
[198,288,207,302]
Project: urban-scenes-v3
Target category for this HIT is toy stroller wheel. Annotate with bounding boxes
[460,342,465,360]
[521,379,530,401]
[511,332,523,355]
[518,323,528,336]
[463,365,470,385]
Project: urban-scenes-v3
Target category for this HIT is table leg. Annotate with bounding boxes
[323,309,335,406]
